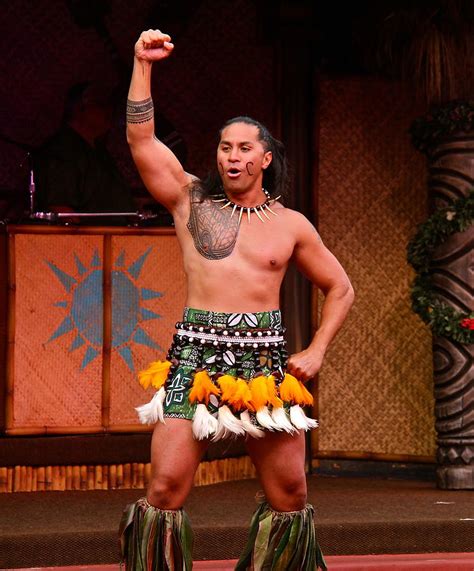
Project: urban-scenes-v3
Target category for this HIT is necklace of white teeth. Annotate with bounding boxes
[212,188,281,224]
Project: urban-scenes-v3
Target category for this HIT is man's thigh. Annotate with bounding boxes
[150,418,209,483]
[246,429,306,489]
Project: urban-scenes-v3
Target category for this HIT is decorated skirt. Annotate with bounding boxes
[135,307,318,441]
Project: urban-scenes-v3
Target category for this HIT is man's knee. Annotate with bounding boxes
[147,475,187,509]
[268,476,307,511]
[282,478,307,507]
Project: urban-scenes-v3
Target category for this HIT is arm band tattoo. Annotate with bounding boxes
[126,97,154,124]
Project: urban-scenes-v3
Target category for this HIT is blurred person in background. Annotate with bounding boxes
[34,82,135,221]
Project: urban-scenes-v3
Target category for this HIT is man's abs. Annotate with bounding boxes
[183,255,287,312]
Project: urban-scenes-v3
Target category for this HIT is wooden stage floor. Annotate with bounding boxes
[10,554,474,571]
[1,475,474,568]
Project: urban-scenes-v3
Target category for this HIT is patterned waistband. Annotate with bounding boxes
[175,327,284,347]
[182,307,283,331]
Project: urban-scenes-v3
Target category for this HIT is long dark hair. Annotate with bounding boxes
[199,116,289,200]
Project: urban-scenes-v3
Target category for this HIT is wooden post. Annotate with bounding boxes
[5,234,16,432]
[0,225,8,432]
[101,234,112,430]
[422,128,474,489]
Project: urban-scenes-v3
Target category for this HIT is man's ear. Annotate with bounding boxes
[262,151,273,170]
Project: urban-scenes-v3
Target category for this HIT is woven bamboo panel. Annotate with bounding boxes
[316,78,435,457]
[109,235,186,426]
[11,235,103,429]
[0,456,256,493]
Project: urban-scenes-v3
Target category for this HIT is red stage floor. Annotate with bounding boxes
[10,553,474,571]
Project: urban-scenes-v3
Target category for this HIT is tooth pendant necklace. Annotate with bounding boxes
[211,188,281,225]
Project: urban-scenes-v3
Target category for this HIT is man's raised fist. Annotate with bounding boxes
[135,29,174,62]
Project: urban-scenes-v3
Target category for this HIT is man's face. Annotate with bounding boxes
[217,122,272,193]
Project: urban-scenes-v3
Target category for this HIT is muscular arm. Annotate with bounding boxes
[288,214,355,381]
[127,30,192,212]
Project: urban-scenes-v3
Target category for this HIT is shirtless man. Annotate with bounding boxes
[119,29,354,571]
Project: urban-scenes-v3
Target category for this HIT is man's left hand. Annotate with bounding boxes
[286,348,325,382]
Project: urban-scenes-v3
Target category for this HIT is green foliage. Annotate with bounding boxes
[407,190,474,344]
[410,100,474,153]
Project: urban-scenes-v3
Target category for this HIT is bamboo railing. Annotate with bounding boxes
[0,456,257,493]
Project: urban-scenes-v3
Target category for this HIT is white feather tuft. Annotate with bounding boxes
[135,387,166,425]
[192,403,218,440]
[271,406,296,433]
[256,405,281,430]
[240,410,265,439]
[289,405,319,431]
[212,405,245,441]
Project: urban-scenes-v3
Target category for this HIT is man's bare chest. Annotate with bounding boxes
[182,193,294,268]
[186,193,239,260]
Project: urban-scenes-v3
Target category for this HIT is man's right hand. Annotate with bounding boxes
[134,29,174,62]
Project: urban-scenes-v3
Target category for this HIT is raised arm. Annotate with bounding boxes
[127,29,193,212]
[287,213,355,381]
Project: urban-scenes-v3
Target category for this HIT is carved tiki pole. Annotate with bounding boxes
[426,129,474,489]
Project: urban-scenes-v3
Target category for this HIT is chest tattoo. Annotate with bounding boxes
[187,187,240,260]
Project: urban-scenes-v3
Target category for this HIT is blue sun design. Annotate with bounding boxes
[46,247,163,371]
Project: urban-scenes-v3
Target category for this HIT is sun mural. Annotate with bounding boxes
[46,247,163,372]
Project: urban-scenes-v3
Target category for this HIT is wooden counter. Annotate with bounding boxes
[2,225,186,436]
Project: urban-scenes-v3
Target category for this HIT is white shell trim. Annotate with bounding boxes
[176,329,284,344]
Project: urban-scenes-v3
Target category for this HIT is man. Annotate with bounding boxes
[119,29,354,570]
[34,82,135,220]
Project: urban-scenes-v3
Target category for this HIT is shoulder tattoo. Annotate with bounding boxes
[187,186,239,260]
